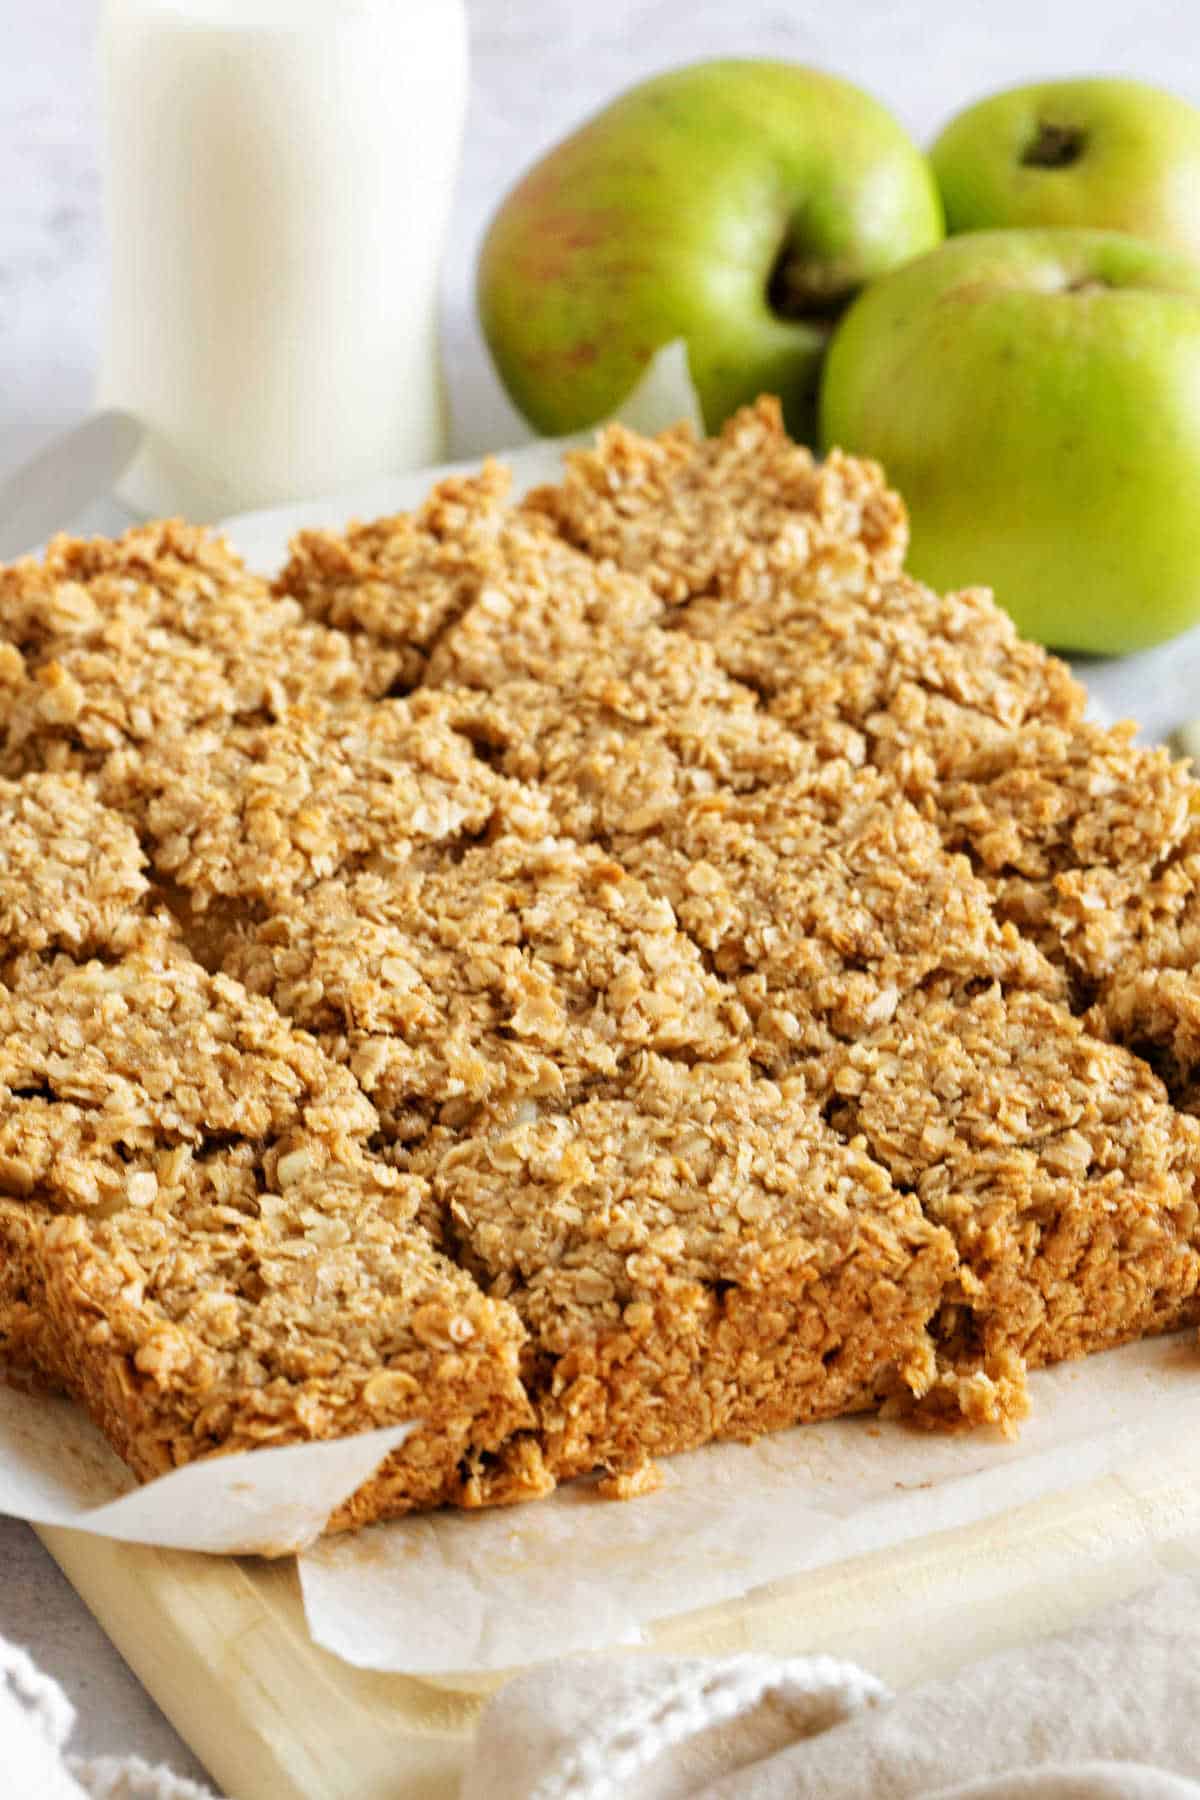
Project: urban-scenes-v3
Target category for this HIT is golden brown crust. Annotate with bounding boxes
[0,772,151,956]
[415,1054,955,1479]
[274,465,513,692]
[934,719,1200,1103]
[0,520,398,776]
[5,401,1200,1527]
[1,1164,533,1519]
[0,924,531,1515]
[225,836,743,1133]
[826,983,1200,1422]
[102,692,550,910]
[691,571,1083,796]
[617,764,1061,1066]
[937,721,1194,969]
[523,397,908,605]
[522,396,1081,804]
[417,510,810,840]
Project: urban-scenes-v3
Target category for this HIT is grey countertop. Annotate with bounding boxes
[0,1515,211,1780]
[4,0,1200,1789]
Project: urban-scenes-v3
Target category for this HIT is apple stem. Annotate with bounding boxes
[767,242,857,328]
[1021,121,1086,168]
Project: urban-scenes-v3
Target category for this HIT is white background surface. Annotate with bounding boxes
[3,0,1200,1785]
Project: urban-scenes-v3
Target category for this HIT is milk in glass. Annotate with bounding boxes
[99,0,468,518]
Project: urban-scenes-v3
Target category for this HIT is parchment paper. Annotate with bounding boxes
[0,1380,414,1558]
[5,344,1200,1671]
[298,1336,1200,1672]
[2,1335,1198,1670]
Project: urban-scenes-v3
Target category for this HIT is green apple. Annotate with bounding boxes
[932,78,1200,259]
[478,60,942,443]
[819,228,1200,654]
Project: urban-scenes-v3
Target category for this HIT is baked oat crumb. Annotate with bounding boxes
[597,1457,663,1501]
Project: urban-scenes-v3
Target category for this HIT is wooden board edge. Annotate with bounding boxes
[36,1527,475,1800]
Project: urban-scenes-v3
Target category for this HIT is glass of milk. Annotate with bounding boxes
[98,0,468,519]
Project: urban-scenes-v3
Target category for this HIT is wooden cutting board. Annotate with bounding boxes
[36,1434,1200,1800]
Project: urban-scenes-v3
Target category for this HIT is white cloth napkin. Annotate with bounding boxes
[0,1634,215,1800]
[9,1577,1200,1798]
[462,1577,1200,1800]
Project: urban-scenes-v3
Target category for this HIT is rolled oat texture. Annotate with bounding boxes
[3,398,1200,1528]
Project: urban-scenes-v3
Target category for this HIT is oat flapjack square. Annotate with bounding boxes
[616,761,1060,1066]
[825,982,1200,1424]
[522,396,908,604]
[274,464,514,691]
[0,521,398,777]
[5,402,1200,1529]
[103,691,550,913]
[225,835,744,1135]
[415,1053,956,1483]
[0,926,531,1521]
